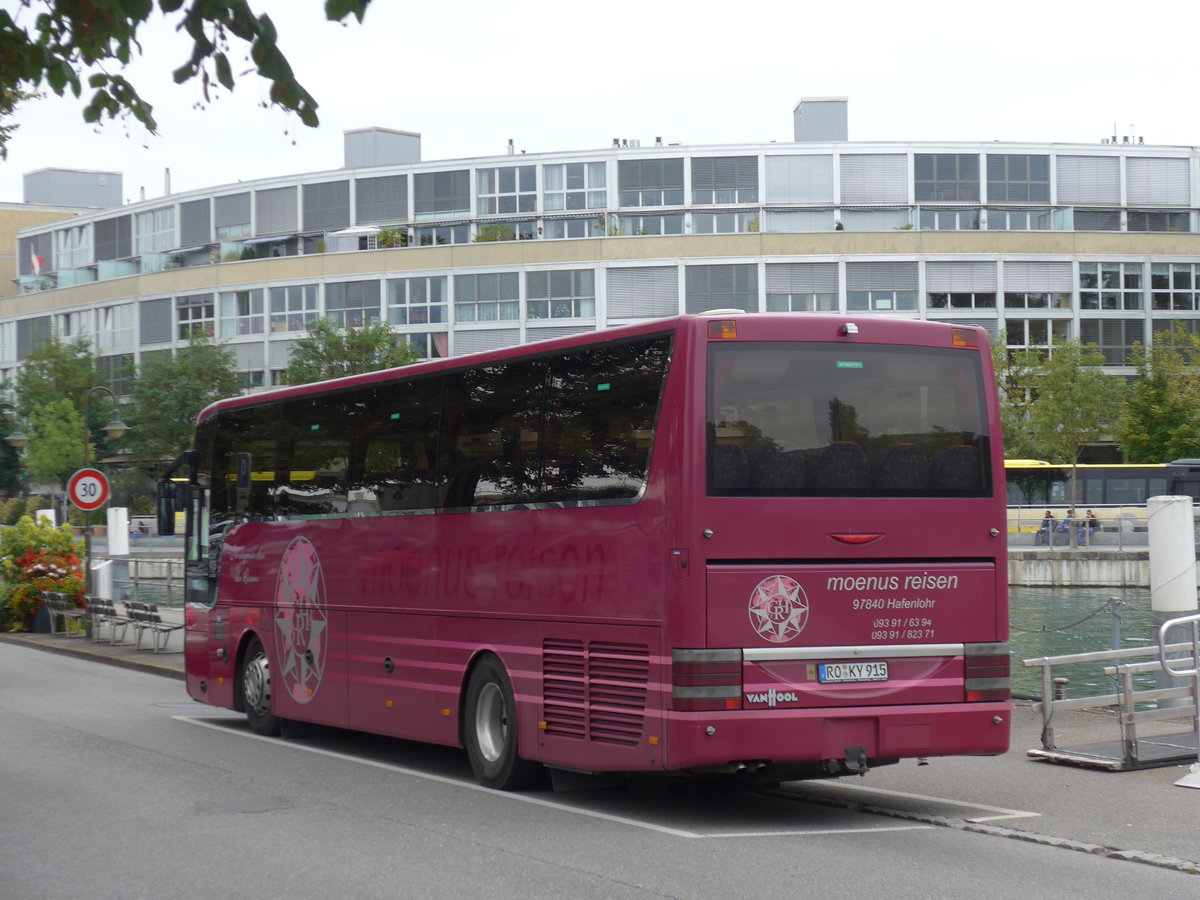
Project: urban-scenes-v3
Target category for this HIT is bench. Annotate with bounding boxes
[42,591,88,637]
[126,600,184,653]
[88,595,131,645]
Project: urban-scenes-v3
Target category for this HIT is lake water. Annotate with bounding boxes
[1009,585,1164,699]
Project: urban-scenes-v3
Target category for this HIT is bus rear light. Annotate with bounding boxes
[707,320,737,340]
[952,327,979,348]
[964,642,1011,702]
[672,648,743,711]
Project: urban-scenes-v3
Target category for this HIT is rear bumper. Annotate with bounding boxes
[661,702,1010,771]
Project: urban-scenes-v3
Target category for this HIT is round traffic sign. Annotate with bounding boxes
[68,468,110,511]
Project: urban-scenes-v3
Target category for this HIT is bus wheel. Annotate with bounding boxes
[464,655,542,790]
[241,636,282,736]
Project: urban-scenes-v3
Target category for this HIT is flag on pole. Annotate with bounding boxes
[30,247,44,276]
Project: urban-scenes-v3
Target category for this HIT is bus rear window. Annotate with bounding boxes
[708,342,991,497]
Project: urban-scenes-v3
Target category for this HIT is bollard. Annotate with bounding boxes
[1053,677,1069,701]
[1147,496,1199,708]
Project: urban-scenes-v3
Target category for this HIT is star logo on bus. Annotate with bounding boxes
[748,575,809,643]
[274,537,328,704]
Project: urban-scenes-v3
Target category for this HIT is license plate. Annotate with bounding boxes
[818,661,889,683]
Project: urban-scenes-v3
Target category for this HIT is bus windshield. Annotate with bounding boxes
[708,342,991,497]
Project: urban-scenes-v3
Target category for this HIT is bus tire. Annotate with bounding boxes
[241,636,282,736]
[464,655,542,790]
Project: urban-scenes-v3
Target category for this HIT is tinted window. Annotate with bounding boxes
[360,377,445,512]
[708,342,991,497]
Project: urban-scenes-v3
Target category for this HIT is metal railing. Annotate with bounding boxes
[1157,612,1200,765]
[111,557,185,608]
[1008,506,1150,550]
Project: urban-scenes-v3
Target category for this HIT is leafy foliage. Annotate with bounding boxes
[128,334,241,462]
[1116,329,1200,462]
[0,1,373,157]
[24,397,86,487]
[280,318,419,386]
[0,516,83,631]
[995,337,1126,465]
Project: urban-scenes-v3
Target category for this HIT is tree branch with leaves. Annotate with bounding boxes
[0,0,373,158]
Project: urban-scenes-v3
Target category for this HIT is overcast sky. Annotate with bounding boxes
[2,0,1198,205]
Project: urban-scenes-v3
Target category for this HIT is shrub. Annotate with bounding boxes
[0,517,85,632]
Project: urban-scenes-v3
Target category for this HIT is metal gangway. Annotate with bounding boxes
[1023,614,1200,771]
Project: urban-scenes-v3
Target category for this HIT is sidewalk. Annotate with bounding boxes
[2,625,1197,875]
[0,615,185,680]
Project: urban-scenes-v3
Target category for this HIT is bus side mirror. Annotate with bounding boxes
[156,481,187,536]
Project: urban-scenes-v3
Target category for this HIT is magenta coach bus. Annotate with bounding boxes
[160,312,1009,789]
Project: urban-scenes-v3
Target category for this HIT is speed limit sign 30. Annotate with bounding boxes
[68,468,110,511]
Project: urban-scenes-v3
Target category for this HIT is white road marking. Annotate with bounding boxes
[176,715,938,839]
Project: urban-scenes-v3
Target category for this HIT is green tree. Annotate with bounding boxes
[1116,329,1200,462]
[280,319,419,386]
[0,83,38,158]
[0,1,373,158]
[1003,339,1126,518]
[128,335,242,462]
[23,397,85,488]
[13,334,127,465]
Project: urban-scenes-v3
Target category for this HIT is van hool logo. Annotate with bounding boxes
[274,536,328,704]
[748,575,809,643]
[746,687,800,707]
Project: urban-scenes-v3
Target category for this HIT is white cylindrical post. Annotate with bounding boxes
[1147,495,1199,708]
[106,506,130,557]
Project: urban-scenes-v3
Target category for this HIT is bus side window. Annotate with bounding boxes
[362,376,445,512]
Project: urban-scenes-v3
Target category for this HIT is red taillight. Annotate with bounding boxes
[672,649,743,711]
[964,642,1010,702]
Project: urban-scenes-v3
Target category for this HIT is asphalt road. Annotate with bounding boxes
[1,641,1197,899]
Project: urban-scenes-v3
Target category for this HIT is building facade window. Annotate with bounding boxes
[269,284,318,332]
[213,193,251,240]
[219,289,265,336]
[617,214,683,236]
[235,370,266,389]
[915,154,980,202]
[848,289,917,311]
[1073,209,1121,231]
[692,212,760,234]
[454,272,519,322]
[177,294,215,339]
[95,304,134,351]
[388,276,447,325]
[1151,263,1200,310]
[691,156,758,204]
[987,208,1060,230]
[325,281,381,327]
[543,162,606,210]
[928,291,996,310]
[685,264,757,314]
[526,269,595,319]
[1080,262,1143,310]
[766,291,836,312]
[415,224,469,245]
[543,217,604,239]
[477,166,536,215]
[1005,318,1071,354]
[618,158,684,207]
[1079,318,1144,365]
[405,332,449,360]
[55,224,93,269]
[134,207,176,255]
[919,208,980,230]
[98,354,134,395]
[986,154,1050,202]
[474,220,535,242]
[414,170,470,219]
[1128,210,1191,233]
[1004,291,1071,310]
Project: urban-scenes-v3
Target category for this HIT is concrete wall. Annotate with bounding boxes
[1009,549,1150,587]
